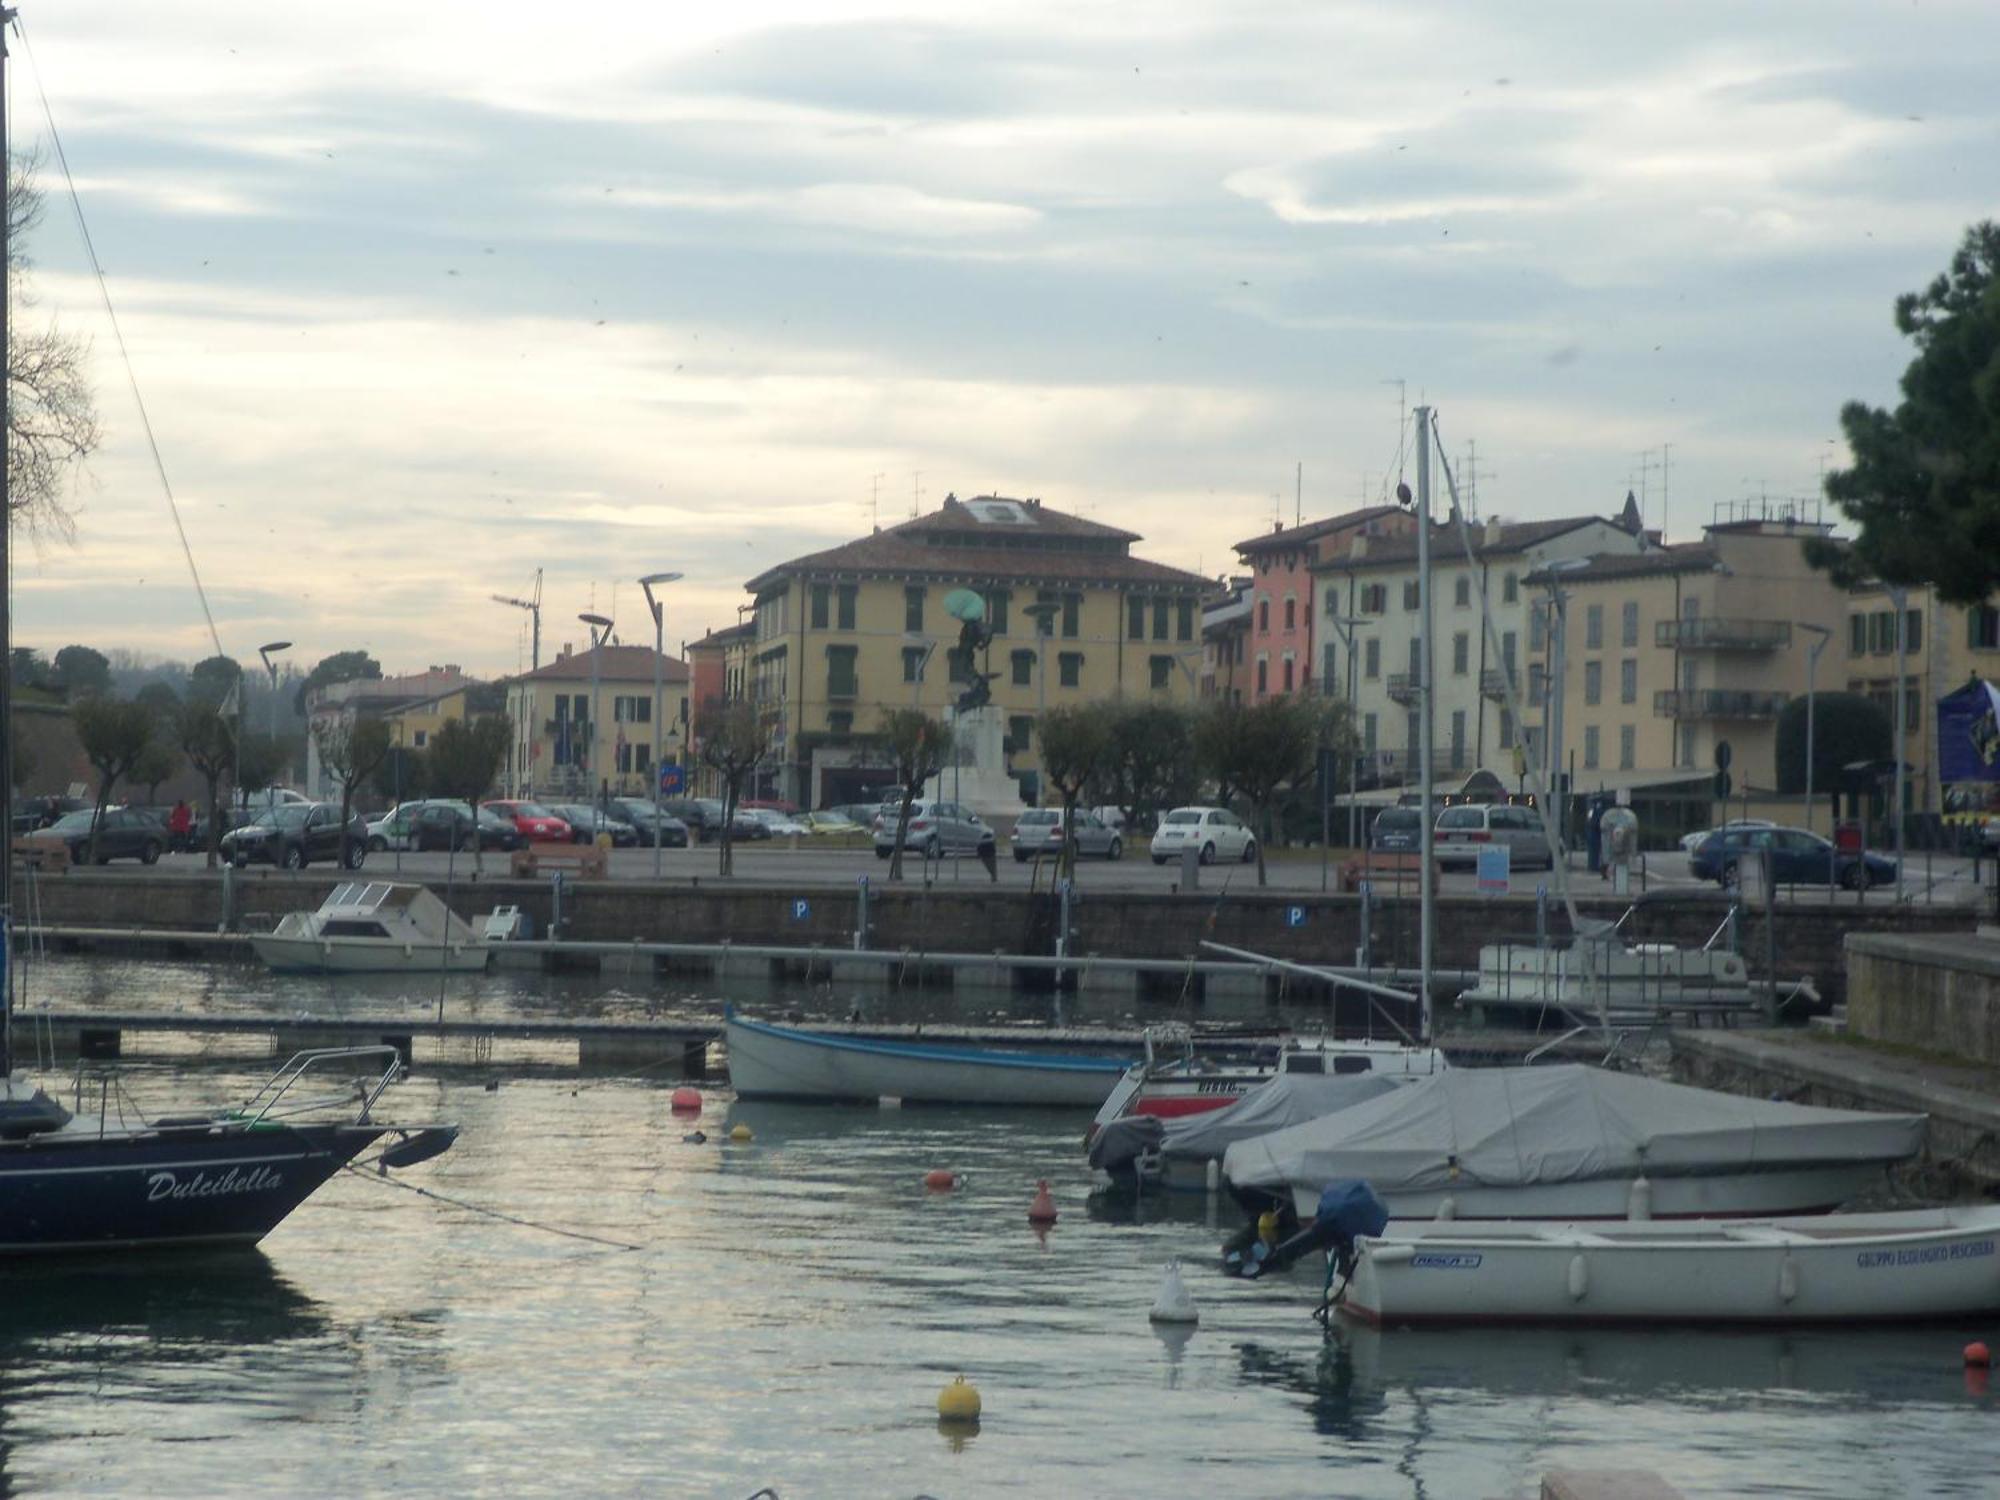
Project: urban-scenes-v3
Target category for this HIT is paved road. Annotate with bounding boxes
[151,841,1993,906]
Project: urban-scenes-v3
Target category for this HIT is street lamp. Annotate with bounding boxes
[1022,601,1062,805]
[257,640,291,797]
[1799,623,1831,835]
[1535,558,1591,852]
[639,572,683,878]
[903,631,936,710]
[1887,586,1908,901]
[579,612,613,805]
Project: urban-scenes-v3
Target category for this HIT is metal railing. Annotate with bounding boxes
[1479,668,1516,700]
[1385,672,1419,704]
[1655,618,1792,651]
[1652,688,1790,719]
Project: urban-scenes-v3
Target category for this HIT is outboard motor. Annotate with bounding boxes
[1224,1180,1388,1280]
[1086,1114,1165,1178]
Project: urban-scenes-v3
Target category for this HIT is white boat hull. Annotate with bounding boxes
[724,1016,1128,1107]
[1345,1206,2000,1326]
[248,935,490,975]
[1283,1163,1890,1223]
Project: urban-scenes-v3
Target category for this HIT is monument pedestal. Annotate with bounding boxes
[923,706,1025,820]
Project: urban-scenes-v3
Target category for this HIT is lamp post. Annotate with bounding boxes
[903,632,935,710]
[639,572,683,878]
[257,640,291,797]
[579,612,612,806]
[1888,586,1908,901]
[1023,601,1061,805]
[1326,610,1368,846]
[1799,623,1831,835]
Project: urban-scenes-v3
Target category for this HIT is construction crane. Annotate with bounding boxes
[492,568,543,672]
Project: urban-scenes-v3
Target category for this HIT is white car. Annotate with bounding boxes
[740,807,809,837]
[1149,806,1257,866]
[1679,817,1775,854]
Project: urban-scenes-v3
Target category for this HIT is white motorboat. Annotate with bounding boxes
[1458,935,1753,1025]
[724,1011,1132,1107]
[1222,1064,1926,1222]
[249,881,489,974]
[1341,1205,2000,1326]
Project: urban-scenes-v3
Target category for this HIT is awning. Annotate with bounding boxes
[1562,768,1712,800]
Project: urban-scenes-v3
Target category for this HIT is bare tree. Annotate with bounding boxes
[878,708,953,882]
[177,695,235,869]
[313,714,393,846]
[8,162,98,541]
[693,700,773,877]
[71,696,153,863]
[1038,704,1114,882]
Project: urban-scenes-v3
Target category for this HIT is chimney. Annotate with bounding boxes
[1483,517,1504,547]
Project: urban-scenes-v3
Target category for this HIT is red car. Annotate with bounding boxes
[481,799,574,843]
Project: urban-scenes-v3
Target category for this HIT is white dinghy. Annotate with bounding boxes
[1222,1064,1925,1222]
[1342,1205,2000,1326]
[250,881,489,975]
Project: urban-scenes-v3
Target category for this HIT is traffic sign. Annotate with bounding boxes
[658,763,684,795]
[1285,905,1307,928]
[1714,770,1733,800]
[791,898,810,921]
[1714,740,1733,772]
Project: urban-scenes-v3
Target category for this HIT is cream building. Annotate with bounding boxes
[739,493,1212,807]
[503,643,690,800]
[1845,580,2000,817]
[303,666,475,800]
[1542,505,1848,833]
[1310,513,1647,787]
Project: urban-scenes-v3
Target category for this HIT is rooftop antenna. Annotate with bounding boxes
[869,472,884,530]
[1460,440,1494,519]
[491,566,543,671]
[1660,441,1674,541]
[1631,448,1661,531]
[912,470,923,519]
[1383,377,1408,489]
[1294,460,1302,527]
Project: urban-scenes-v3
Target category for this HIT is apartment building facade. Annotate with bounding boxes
[1845,581,2000,816]
[1232,506,1416,701]
[1310,515,1647,785]
[740,493,1212,807]
[503,643,690,800]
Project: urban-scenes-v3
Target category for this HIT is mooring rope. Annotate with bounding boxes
[341,1160,641,1252]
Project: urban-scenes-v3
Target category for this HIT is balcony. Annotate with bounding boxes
[1653,688,1790,720]
[1655,618,1792,651]
[1479,668,1516,701]
[1386,672,1420,705]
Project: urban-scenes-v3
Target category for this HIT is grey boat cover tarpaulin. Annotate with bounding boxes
[1161,1073,1401,1163]
[1222,1065,1926,1197]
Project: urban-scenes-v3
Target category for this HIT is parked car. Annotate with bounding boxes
[481,800,574,843]
[605,798,691,848]
[740,807,809,837]
[663,797,768,842]
[741,798,800,816]
[12,795,90,836]
[800,811,863,836]
[549,802,639,847]
[1369,806,1424,854]
[1433,803,1554,871]
[873,800,993,859]
[1679,818,1777,854]
[222,802,368,870]
[1688,825,1896,891]
[1011,807,1124,863]
[367,800,519,853]
[1149,806,1256,866]
[22,807,168,865]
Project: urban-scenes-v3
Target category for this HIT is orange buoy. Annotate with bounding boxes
[924,1169,957,1191]
[1027,1179,1057,1224]
[1966,1341,1992,1368]
[670,1087,702,1112]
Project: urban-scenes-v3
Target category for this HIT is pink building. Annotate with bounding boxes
[1232,507,1415,700]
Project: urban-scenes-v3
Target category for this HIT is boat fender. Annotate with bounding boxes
[924,1168,958,1191]
[729,1124,754,1143]
[1778,1255,1800,1304]
[1965,1342,1992,1368]
[682,1129,707,1144]
[1567,1253,1589,1302]
[1435,1197,1457,1221]
[1149,1260,1199,1325]
[669,1087,702,1112]
[1205,1159,1221,1193]
[1028,1180,1058,1224]
[1257,1210,1282,1247]
[1627,1175,1653,1222]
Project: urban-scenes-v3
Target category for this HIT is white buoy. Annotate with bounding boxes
[1627,1175,1653,1222]
[879,1095,903,1110]
[1149,1259,1199,1325]
[1204,1158,1221,1193]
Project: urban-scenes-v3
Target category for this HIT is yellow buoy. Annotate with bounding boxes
[1257,1210,1281,1247]
[936,1375,981,1422]
[729,1123,754,1142]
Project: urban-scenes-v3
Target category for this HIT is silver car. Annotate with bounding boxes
[1011,808,1124,863]
[872,800,993,859]
[1433,802,1553,870]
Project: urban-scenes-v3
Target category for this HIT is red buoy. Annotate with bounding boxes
[924,1169,957,1191]
[1027,1179,1058,1224]
[670,1087,702,1113]
[1966,1341,1992,1368]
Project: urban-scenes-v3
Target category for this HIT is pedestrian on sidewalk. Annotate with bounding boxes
[167,798,193,853]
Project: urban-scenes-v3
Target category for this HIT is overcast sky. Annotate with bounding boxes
[13,0,1999,677]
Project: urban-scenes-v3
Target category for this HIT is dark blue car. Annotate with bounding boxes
[1689,826,1895,891]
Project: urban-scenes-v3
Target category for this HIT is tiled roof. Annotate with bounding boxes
[745,495,1208,593]
[1309,516,1627,572]
[508,645,688,684]
[1527,543,1720,583]
[1233,505,1407,557]
[688,622,754,651]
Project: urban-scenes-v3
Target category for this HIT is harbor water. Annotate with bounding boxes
[5,957,2000,1496]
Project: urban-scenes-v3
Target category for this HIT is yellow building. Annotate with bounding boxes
[1844,581,2000,816]
[304,666,476,800]
[1541,505,1848,834]
[503,643,690,800]
[739,493,1213,807]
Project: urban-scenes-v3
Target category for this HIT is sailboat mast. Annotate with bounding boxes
[0,5,16,1079]
[1414,405,1434,1043]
